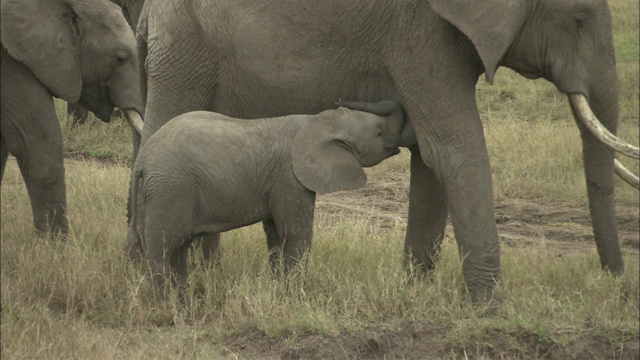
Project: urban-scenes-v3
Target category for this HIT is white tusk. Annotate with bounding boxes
[569,94,639,159]
[614,159,639,189]
[124,109,144,134]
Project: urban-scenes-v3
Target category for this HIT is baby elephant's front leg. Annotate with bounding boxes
[265,192,316,275]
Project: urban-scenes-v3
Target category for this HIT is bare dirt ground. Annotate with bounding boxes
[318,171,639,257]
[229,171,640,359]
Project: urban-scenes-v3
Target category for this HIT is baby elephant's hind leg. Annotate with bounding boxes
[145,238,191,297]
[263,219,283,273]
[144,203,194,297]
[192,232,221,267]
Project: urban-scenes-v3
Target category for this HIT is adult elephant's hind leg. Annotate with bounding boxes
[403,146,448,275]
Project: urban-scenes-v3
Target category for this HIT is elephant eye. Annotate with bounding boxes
[573,13,586,29]
[376,128,383,137]
[115,51,129,65]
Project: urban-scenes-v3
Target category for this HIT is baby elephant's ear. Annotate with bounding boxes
[292,119,367,194]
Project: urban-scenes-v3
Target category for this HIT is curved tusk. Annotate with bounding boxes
[569,94,639,159]
[614,159,639,189]
[124,109,144,134]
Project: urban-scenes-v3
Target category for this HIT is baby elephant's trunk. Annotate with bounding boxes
[335,100,416,147]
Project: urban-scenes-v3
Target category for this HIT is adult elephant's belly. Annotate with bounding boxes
[211,53,401,119]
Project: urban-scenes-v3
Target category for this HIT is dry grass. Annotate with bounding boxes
[2,158,638,358]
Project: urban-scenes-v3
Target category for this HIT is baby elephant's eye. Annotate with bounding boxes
[376,128,383,137]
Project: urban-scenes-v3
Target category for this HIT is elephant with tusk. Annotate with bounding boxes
[132,0,637,302]
[66,0,147,128]
[0,0,145,236]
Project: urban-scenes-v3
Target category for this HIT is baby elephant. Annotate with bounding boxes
[125,101,411,293]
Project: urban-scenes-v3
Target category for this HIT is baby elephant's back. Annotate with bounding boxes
[142,112,252,169]
[140,111,300,184]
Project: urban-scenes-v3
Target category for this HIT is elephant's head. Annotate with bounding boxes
[1,0,144,132]
[292,106,402,194]
[428,0,638,187]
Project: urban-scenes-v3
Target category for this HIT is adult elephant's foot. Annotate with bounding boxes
[33,204,68,239]
[463,260,501,304]
[403,252,439,281]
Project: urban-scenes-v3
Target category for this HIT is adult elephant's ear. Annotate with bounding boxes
[1,0,82,102]
[292,118,367,195]
[428,0,526,84]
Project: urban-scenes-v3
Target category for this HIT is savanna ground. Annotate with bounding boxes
[2,3,639,359]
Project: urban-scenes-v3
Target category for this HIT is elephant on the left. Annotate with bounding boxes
[67,0,146,125]
[0,0,144,236]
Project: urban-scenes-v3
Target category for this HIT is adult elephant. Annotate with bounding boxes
[1,0,144,236]
[66,0,146,126]
[133,0,638,301]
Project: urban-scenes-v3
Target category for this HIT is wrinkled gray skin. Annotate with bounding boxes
[126,105,406,293]
[67,0,145,125]
[135,0,624,302]
[0,0,144,236]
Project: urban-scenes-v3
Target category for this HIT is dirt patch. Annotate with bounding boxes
[219,320,639,359]
[317,173,639,257]
[221,321,447,360]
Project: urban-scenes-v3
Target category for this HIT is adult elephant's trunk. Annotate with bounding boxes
[568,72,627,274]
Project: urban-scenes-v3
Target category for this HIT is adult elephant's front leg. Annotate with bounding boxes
[2,102,69,236]
[444,153,500,302]
[23,126,68,236]
[406,99,500,303]
[403,146,448,274]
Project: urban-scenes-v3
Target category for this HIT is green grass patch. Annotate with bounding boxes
[615,32,639,63]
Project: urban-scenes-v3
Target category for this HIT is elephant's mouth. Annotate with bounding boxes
[77,85,115,123]
[388,146,401,156]
[569,93,639,188]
